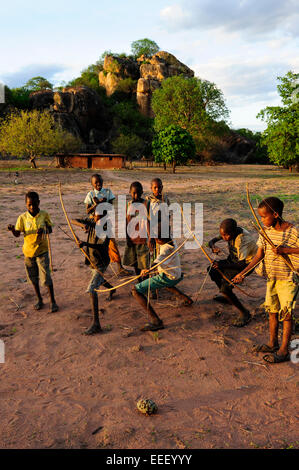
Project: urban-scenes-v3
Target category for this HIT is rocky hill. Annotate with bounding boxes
[2,51,256,162]
[99,51,194,117]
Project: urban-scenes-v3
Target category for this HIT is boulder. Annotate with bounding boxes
[30,86,109,145]
[99,55,139,96]
[99,51,194,116]
[137,51,194,117]
[29,90,54,110]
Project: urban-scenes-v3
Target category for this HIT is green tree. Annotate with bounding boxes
[5,86,31,109]
[131,38,159,58]
[24,76,53,92]
[67,64,103,93]
[152,125,196,173]
[0,110,81,168]
[111,133,144,159]
[235,128,268,164]
[257,71,299,170]
[151,75,229,151]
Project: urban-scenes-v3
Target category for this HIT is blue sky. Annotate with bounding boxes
[0,0,298,131]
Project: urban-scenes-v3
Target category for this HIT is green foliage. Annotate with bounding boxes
[111,133,144,159]
[4,86,30,109]
[257,71,299,169]
[24,76,53,92]
[67,63,103,93]
[0,110,82,167]
[112,100,153,140]
[152,76,229,152]
[152,125,196,172]
[131,38,159,58]
[235,128,268,163]
[116,78,137,95]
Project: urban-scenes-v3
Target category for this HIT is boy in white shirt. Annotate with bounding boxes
[132,226,193,332]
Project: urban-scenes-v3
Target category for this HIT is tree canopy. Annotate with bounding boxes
[257,71,299,169]
[24,76,53,92]
[0,110,82,167]
[152,125,196,172]
[151,76,230,151]
[131,38,159,58]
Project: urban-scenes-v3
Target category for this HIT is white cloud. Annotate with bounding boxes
[160,0,299,38]
[0,64,73,88]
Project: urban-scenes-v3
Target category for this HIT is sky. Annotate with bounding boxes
[0,0,298,131]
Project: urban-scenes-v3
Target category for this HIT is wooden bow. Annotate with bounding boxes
[246,183,295,273]
[58,182,108,280]
[96,237,188,292]
[180,206,256,298]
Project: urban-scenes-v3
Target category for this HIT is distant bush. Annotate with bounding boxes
[235,128,269,163]
[0,110,82,168]
[111,133,144,159]
[5,86,30,109]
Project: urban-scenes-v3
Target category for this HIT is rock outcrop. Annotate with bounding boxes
[99,51,194,117]
[29,90,54,110]
[30,86,110,148]
[136,52,193,117]
[99,55,139,96]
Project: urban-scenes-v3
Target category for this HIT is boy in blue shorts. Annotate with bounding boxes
[131,226,192,332]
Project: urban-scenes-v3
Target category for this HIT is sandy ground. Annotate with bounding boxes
[0,163,299,449]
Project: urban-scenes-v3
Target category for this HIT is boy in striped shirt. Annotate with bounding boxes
[233,197,299,364]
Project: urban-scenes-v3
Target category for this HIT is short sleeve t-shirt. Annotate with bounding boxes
[84,188,115,206]
[146,194,170,218]
[229,228,258,264]
[154,241,181,280]
[15,210,52,258]
[257,225,299,281]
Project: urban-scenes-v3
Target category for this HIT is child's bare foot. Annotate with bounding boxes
[106,288,116,301]
[232,311,251,327]
[84,324,103,335]
[140,321,164,332]
[49,303,59,313]
[253,343,279,353]
[34,300,44,310]
[263,351,290,363]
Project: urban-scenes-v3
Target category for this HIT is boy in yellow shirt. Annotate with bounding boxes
[8,191,58,313]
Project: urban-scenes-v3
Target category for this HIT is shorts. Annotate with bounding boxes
[264,279,299,320]
[135,272,183,295]
[123,243,149,270]
[86,267,108,294]
[24,252,52,286]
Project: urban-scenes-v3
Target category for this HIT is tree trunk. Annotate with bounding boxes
[163,162,166,171]
[172,160,176,173]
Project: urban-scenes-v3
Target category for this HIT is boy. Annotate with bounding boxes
[233,197,299,363]
[123,181,151,278]
[132,228,193,331]
[208,218,257,327]
[83,174,130,276]
[146,177,171,252]
[78,233,116,335]
[7,191,58,313]
[146,178,170,219]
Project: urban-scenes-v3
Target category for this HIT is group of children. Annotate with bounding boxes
[8,174,299,364]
